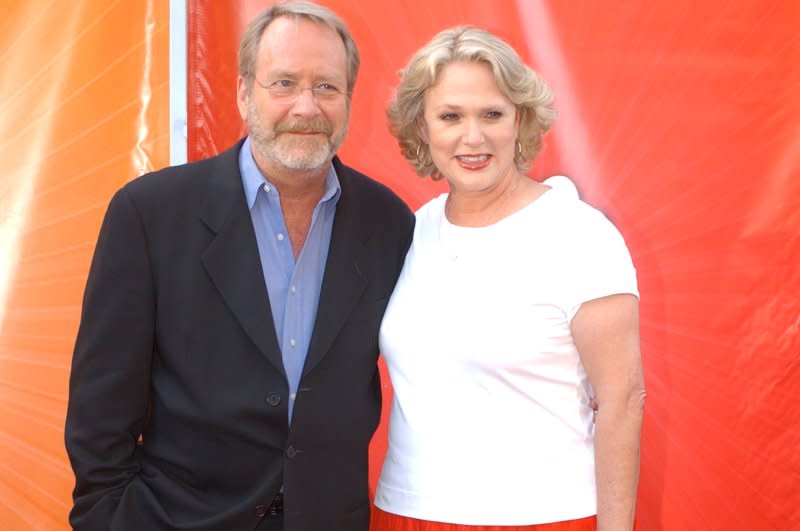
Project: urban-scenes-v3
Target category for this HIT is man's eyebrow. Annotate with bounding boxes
[263,69,298,79]
[264,69,345,82]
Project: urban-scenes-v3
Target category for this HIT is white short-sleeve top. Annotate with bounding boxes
[375,183,638,525]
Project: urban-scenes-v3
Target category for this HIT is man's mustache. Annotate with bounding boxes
[275,120,332,135]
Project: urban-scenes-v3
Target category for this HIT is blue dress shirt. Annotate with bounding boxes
[239,137,341,420]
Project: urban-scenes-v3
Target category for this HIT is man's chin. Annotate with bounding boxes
[274,149,333,171]
[253,140,323,168]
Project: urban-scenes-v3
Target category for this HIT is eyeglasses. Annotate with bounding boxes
[254,78,347,103]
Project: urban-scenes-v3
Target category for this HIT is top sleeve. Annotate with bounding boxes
[559,202,638,321]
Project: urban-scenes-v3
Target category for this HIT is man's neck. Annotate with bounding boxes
[253,156,332,258]
[253,154,331,204]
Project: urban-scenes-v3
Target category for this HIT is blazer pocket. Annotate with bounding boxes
[361,285,392,302]
[352,295,390,320]
[334,502,370,531]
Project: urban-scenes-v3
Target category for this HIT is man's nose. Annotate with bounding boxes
[290,88,322,115]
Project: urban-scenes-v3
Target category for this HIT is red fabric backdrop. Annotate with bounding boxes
[186,1,800,529]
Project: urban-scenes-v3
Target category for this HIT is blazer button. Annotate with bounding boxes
[286,445,297,459]
[255,504,267,517]
[266,392,281,406]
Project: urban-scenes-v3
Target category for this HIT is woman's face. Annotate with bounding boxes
[421,61,519,195]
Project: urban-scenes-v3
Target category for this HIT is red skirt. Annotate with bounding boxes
[370,506,602,531]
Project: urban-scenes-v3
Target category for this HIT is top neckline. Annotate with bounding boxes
[440,187,555,234]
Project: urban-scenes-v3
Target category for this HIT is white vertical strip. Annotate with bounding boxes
[169,0,188,165]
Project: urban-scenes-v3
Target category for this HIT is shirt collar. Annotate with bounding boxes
[239,136,341,210]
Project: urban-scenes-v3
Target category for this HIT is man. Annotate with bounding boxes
[64,2,414,530]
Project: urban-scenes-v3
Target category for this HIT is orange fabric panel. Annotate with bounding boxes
[0,0,170,529]
[188,2,800,530]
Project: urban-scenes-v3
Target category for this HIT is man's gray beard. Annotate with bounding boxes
[247,99,348,172]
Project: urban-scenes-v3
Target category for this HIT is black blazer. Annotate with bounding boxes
[65,140,414,530]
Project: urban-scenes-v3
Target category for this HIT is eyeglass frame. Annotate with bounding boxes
[253,77,349,103]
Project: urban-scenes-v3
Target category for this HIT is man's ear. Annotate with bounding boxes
[236,76,250,120]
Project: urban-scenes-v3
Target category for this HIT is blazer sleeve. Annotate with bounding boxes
[64,187,155,529]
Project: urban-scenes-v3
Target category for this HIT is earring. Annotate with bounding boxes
[415,143,423,161]
[515,139,523,157]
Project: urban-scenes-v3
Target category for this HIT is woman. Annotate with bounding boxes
[373,26,645,531]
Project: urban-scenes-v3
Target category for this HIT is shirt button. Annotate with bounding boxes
[289,338,296,347]
[263,184,270,193]
[277,233,285,241]
[290,392,297,400]
[255,504,267,517]
[266,392,281,406]
[290,285,297,294]
[286,445,297,459]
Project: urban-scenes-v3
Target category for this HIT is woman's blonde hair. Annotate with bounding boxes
[388,26,557,179]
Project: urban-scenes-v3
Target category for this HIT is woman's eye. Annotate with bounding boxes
[485,111,503,119]
[440,113,459,121]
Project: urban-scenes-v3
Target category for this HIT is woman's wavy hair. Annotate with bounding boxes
[388,26,557,179]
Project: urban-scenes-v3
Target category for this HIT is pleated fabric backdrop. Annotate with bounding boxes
[0,1,797,529]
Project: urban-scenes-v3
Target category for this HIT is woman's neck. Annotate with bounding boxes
[445,174,548,227]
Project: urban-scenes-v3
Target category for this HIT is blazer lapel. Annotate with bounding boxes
[303,162,368,376]
[199,142,285,377]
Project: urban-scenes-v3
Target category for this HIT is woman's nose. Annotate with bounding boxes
[462,120,485,145]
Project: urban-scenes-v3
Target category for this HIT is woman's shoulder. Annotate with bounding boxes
[526,178,630,258]
[539,177,613,223]
[414,193,448,222]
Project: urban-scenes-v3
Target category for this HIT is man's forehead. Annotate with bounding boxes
[257,17,347,71]
[260,16,342,49]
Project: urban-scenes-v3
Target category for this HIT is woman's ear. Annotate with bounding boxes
[417,115,430,144]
